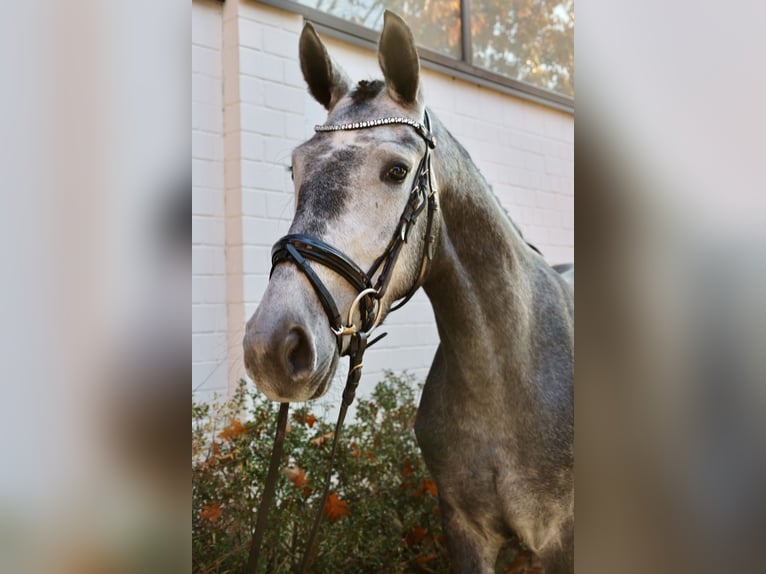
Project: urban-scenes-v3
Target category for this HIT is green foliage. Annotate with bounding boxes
[192,372,450,573]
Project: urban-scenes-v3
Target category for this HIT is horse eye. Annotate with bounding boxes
[386,164,408,182]
[287,165,294,181]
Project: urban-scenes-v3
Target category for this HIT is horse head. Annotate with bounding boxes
[243,12,438,402]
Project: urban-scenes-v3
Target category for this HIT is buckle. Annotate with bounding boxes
[331,288,383,339]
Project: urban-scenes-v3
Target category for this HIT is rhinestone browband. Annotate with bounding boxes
[315,116,435,148]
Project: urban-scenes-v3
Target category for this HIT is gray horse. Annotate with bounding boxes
[244,12,573,573]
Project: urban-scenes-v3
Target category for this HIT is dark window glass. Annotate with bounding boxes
[293,0,463,59]
[470,0,574,96]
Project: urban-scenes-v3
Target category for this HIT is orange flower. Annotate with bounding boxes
[200,503,222,524]
[403,525,428,547]
[292,412,318,428]
[203,440,236,467]
[415,553,438,565]
[323,492,349,522]
[421,479,438,497]
[411,479,438,498]
[283,465,309,489]
[402,460,413,477]
[310,431,334,447]
[218,418,247,441]
[350,442,374,460]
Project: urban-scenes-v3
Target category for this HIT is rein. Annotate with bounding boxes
[246,111,439,573]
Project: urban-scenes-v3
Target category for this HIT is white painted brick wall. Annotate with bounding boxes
[192,0,227,402]
[234,2,302,321]
[191,1,574,410]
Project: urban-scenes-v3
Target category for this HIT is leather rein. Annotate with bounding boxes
[246,110,439,574]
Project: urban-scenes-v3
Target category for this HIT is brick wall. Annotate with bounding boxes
[191,0,574,409]
[192,0,227,402]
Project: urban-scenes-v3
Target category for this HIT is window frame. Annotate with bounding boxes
[255,0,574,113]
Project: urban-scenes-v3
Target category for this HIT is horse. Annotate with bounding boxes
[243,11,574,573]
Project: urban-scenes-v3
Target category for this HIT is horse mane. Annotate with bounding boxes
[432,115,543,257]
[479,151,543,255]
[504,206,543,255]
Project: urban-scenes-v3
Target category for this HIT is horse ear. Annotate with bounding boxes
[378,11,420,106]
[299,22,350,110]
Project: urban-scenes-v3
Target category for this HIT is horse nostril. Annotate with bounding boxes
[282,326,315,382]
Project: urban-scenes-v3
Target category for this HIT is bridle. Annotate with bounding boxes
[271,111,438,355]
[247,110,440,574]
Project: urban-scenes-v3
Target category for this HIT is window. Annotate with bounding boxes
[470,0,573,97]
[292,0,464,60]
[260,0,574,107]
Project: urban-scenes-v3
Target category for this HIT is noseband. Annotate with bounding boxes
[247,111,440,574]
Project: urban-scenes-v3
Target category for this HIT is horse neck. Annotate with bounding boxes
[423,115,539,382]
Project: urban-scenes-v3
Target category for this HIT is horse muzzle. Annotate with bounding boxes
[243,280,338,402]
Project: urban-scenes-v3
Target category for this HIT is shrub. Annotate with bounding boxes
[192,372,523,573]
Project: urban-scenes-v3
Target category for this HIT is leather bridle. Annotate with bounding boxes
[271,110,438,358]
[247,110,440,574]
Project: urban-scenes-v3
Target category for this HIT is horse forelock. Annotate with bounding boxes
[349,79,385,104]
[328,77,424,125]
